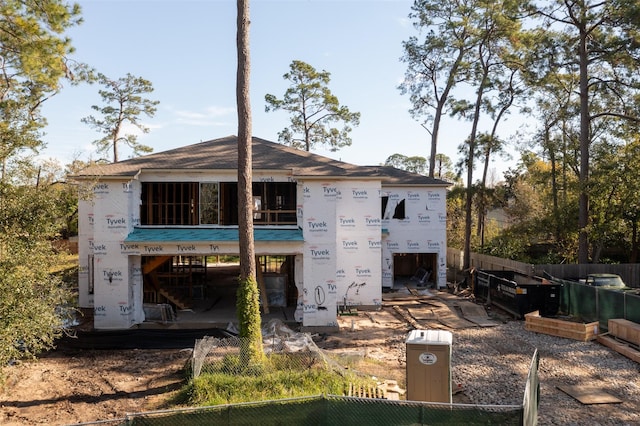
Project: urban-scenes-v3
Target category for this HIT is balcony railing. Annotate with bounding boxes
[253,209,297,225]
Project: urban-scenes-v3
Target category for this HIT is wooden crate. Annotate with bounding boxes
[608,319,640,346]
[524,311,599,341]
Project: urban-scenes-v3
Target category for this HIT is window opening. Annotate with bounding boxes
[200,182,219,224]
[252,182,296,225]
[141,182,198,225]
[141,181,296,226]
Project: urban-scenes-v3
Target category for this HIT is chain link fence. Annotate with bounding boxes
[191,319,384,381]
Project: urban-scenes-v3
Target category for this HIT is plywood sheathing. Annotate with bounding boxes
[557,385,623,405]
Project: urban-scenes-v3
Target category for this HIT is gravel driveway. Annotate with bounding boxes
[319,297,640,426]
[452,321,639,425]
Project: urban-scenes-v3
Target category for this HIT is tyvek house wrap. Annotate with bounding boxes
[90,180,144,329]
[381,187,448,289]
[301,180,382,328]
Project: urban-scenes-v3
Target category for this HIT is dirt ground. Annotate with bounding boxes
[0,348,190,425]
[0,322,412,425]
[0,291,637,425]
[0,305,418,425]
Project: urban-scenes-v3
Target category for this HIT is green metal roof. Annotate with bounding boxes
[124,227,304,243]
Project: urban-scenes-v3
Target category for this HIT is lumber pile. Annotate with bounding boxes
[347,380,405,400]
[596,319,640,363]
[608,319,640,346]
[524,311,599,341]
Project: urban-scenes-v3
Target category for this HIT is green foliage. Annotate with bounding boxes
[587,138,640,262]
[0,1,83,360]
[0,0,83,97]
[433,153,459,182]
[206,255,239,264]
[0,0,88,177]
[182,355,375,406]
[470,152,582,263]
[236,276,263,364]
[399,0,476,122]
[446,186,467,249]
[0,183,76,367]
[384,154,428,175]
[212,354,266,377]
[528,0,640,262]
[265,60,360,152]
[82,73,159,162]
[399,0,477,178]
[404,0,527,266]
[428,0,640,264]
[480,230,528,261]
[0,241,73,365]
[11,157,79,237]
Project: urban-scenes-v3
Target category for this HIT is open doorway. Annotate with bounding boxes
[392,253,437,288]
[141,254,297,319]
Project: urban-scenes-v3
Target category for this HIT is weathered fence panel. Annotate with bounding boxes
[447,248,640,288]
[446,249,534,276]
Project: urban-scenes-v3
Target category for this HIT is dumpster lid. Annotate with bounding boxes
[406,329,452,345]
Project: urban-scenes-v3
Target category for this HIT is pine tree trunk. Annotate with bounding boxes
[577,18,590,264]
[236,0,263,363]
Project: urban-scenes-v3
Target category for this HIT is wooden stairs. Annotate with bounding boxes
[142,255,173,275]
[157,287,192,310]
[143,256,192,310]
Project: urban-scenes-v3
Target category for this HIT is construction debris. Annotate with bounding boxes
[384,288,498,331]
[596,318,640,363]
[557,385,623,405]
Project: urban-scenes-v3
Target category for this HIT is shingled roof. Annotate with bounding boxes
[72,135,450,186]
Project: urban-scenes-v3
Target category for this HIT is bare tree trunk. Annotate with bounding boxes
[591,242,602,264]
[631,221,638,263]
[237,1,254,280]
[236,0,262,360]
[577,20,590,264]
[428,45,466,178]
[112,136,119,163]
[463,49,489,270]
[112,122,121,163]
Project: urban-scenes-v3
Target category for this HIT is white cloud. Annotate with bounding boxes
[169,105,236,126]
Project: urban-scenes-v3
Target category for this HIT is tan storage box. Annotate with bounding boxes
[406,329,452,403]
[525,311,599,341]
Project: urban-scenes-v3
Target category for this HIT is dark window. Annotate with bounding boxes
[382,196,406,220]
[141,181,296,226]
[381,196,389,219]
[220,182,238,225]
[252,182,297,225]
[393,199,406,219]
[141,182,199,225]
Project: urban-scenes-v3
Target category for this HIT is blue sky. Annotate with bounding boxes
[41,0,523,179]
